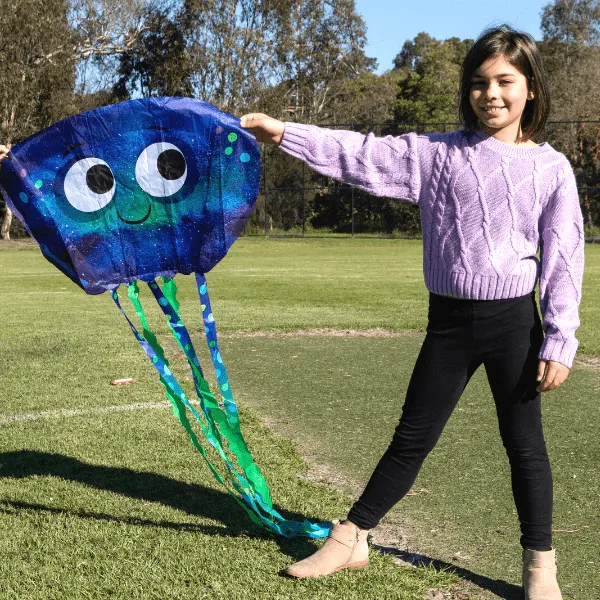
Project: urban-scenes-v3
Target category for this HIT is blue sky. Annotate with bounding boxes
[354,0,551,73]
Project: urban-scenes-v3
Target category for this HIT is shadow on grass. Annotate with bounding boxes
[1,450,522,598]
[373,543,523,600]
[0,449,318,560]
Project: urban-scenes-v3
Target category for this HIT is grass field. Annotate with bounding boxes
[1,238,598,599]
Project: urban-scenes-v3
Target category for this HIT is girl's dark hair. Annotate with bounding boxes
[459,25,550,141]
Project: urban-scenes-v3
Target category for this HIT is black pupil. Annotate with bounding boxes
[157,149,186,180]
[86,164,114,194]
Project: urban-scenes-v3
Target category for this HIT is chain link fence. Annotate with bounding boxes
[244,120,600,240]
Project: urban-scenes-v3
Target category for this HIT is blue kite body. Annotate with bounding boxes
[0,97,259,293]
[0,98,330,539]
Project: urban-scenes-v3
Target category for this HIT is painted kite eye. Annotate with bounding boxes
[135,142,187,197]
[64,158,116,212]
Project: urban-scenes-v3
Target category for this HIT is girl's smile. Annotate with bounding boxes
[469,54,535,146]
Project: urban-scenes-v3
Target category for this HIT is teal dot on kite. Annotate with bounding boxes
[19,192,28,203]
[209,341,216,347]
[226,404,237,413]
[193,357,200,367]
[201,304,207,311]
[224,147,233,156]
[228,132,238,143]
[158,297,168,306]
[215,369,221,378]
[184,344,190,350]
[205,326,210,333]
[34,180,43,189]
[199,285,207,294]
[152,356,158,363]
[240,153,250,163]
[216,352,223,364]
[221,383,230,392]
[164,365,172,376]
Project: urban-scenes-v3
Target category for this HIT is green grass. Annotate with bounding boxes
[1,238,599,599]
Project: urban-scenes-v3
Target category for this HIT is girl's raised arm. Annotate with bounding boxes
[240,114,421,204]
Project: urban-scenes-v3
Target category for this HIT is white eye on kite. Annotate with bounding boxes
[64,158,116,212]
[135,142,187,197]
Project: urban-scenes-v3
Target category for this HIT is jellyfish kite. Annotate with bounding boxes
[0,97,329,538]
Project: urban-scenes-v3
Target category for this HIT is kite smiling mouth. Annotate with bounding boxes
[117,205,152,224]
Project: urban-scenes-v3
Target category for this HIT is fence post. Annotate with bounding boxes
[302,161,306,236]
[263,145,268,237]
[351,186,355,238]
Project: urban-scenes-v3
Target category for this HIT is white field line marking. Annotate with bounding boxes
[0,401,174,427]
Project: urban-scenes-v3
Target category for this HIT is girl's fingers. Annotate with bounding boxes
[536,360,569,392]
[536,360,547,386]
[239,113,266,127]
[239,113,284,145]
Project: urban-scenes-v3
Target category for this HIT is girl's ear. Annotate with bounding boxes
[527,89,535,101]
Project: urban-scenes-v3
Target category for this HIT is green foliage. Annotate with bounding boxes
[113,8,193,99]
[0,0,76,143]
[327,71,403,125]
[310,186,420,235]
[541,0,600,44]
[394,36,473,124]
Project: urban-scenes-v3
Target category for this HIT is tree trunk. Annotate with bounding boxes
[1,206,13,240]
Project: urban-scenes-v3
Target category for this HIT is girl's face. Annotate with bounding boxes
[469,54,534,145]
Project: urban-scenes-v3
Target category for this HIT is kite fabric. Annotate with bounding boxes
[0,97,330,539]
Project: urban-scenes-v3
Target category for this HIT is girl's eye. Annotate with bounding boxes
[500,80,512,85]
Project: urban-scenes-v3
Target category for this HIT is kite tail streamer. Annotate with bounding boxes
[112,282,331,539]
[119,283,273,528]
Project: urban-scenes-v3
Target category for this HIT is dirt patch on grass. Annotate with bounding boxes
[258,413,497,599]
[222,328,417,339]
[575,355,600,372]
[0,238,37,248]
[260,405,514,600]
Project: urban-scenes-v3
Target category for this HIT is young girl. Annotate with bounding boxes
[241,25,583,599]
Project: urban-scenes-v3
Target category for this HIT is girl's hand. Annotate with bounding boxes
[239,113,285,145]
[0,144,11,161]
[536,359,570,392]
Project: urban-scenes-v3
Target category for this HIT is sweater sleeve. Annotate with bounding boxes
[279,122,421,203]
[538,162,585,368]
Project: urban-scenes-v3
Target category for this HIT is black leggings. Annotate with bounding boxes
[347,292,553,551]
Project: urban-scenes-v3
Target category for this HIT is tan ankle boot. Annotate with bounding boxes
[284,520,369,578]
[522,549,563,600]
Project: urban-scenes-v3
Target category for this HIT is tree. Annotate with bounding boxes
[393,32,437,71]
[113,6,193,98]
[394,35,472,125]
[541,0,600,44]
[540,0,600,228]
[178,0,374,117]
[0,0,76,238]
[0,0,155,238]
[272,0,376,122]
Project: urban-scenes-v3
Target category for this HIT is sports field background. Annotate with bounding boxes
[1,238,598,599]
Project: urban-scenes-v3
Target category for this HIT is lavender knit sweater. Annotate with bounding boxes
[279,123,585,368]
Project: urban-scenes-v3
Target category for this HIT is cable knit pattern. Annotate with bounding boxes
[280,123,585,367]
